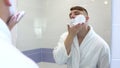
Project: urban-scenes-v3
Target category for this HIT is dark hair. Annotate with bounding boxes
[70,6,88,16]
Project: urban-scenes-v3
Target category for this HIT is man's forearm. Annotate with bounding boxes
[64,34,74,55]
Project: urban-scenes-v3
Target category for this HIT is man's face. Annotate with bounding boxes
[69,10,86,19]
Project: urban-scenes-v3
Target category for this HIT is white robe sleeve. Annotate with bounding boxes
[53,32,71,64]
[0,19,39,68]
[0,42,39,68]
[97,45,110,68]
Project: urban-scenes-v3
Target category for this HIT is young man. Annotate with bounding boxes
[53,6,110,68]
[0,0,38,68]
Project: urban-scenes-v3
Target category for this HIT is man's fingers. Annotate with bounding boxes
[7,11,25,30]
[16,11,25,22]
[67,24,70,29]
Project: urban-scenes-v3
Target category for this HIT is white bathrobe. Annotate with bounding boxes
[53,25,110,68]
[0,18,38,68]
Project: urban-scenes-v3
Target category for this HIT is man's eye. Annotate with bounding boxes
[74,12,80,15]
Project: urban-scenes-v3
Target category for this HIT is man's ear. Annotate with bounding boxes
[86,16,89,20]
[4,0,11,6]
[86,16,89,22]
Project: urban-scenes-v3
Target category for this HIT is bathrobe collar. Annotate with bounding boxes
[71,25,96,68]
[79,25,95,49]
[0,18,12,43]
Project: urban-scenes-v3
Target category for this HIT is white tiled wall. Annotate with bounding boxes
[112,26,120,59]
[111,0,120,67]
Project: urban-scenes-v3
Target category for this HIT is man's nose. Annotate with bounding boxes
[71,14,76,19]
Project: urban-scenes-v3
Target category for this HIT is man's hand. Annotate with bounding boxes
[67,23,82,37]
[7,11,25,30]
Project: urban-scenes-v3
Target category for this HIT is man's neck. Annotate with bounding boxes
[0,4,10,24]
[77,25,90,44]
[0,12,10,24]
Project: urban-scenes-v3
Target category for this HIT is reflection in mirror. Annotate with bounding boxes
[17,0,111,68]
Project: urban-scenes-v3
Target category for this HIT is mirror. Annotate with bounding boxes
[16,0,111,68]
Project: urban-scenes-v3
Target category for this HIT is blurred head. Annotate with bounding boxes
[0,0,16,23]
[69,6,89,22]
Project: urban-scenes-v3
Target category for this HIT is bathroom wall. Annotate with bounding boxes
[111,0,120,68]
[16,0,111,68]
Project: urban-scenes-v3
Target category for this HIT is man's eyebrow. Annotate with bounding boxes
[74,11,81,15]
